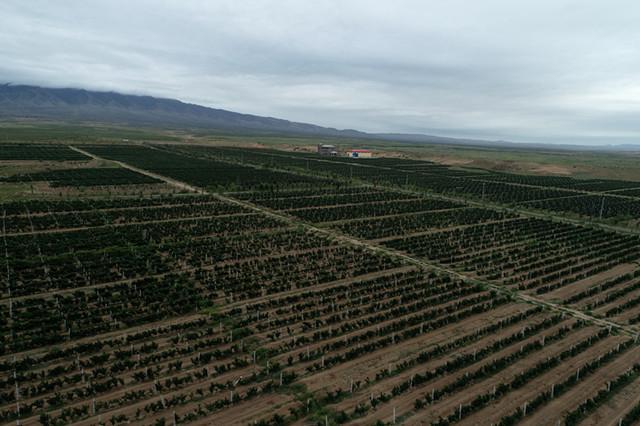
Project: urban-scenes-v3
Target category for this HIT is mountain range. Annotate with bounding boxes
[0,84,369,138]
[1,84,638,151]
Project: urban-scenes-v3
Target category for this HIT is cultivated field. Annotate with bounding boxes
[2,142,640,426]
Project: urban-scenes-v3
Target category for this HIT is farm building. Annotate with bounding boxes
[317,144,338,156]
[345,149,372,158]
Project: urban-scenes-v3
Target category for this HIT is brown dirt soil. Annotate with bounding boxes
[571,281,640,313]
[350,322,601,424]
[580,371,640,426]
[436,158,475,166]
[189,395,297,425]
[455,335,629,426]
[601,302,640,325]
[519,345,640,426]
[541,263,639,303]
[301,304,534,395]
[328,311,561,413]
[531,164,573,176]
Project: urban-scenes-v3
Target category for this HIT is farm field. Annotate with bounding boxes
[167,145,640,228]
[0,146,175,202]
[2,142,640,426]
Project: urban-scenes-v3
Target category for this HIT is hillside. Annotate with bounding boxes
[0,84,367,137]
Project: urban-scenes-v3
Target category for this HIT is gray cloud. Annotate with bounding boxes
[1,0,640,144]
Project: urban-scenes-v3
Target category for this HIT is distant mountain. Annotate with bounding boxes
[0,84,367,138]
[1,84,638,151]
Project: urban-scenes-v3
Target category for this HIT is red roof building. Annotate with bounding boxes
[345,149,372,158]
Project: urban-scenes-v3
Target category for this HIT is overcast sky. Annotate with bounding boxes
[1,1,639,145]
